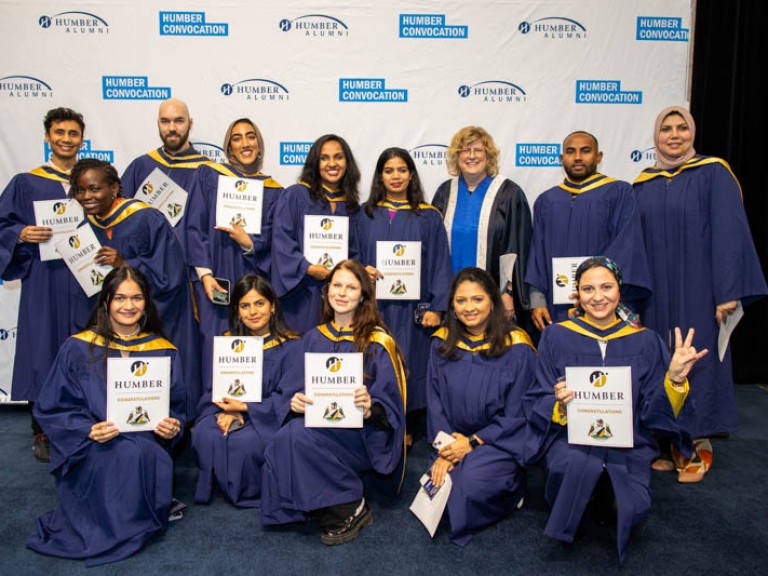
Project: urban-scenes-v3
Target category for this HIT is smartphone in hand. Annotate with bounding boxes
[212,278,230,305]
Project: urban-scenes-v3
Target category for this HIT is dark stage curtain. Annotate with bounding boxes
[691,0,768,382]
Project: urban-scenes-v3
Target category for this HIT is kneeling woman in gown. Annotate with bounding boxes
[27,266,186,566]
[260,259,406,545]
[192,274,302,507]
[525,256,707,563]
[427,267,536,546]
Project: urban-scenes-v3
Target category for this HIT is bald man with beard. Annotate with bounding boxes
[120,98,211,258]
[120,99,206,423]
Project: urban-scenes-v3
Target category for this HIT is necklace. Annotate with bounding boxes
[114,326,141,338]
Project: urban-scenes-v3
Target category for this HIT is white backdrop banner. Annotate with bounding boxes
[0,0,692,398]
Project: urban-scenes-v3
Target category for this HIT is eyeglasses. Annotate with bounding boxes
[458,147,486,156]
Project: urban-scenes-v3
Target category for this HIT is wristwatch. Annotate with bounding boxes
[468,435,480,449]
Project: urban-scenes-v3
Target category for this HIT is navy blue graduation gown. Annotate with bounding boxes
[79,199,202,420]
[120,147,210,258]
[192,335,301,507]
[357,201,452,411]
[271,183,362,335]
[186,163,283,381]
[427,327,536,546]
[634,156,767,438]
[0,167,90,401]
[260,323,406,525]
[525,317,691,563]
[27,331,186,566]
[525,174,651,321]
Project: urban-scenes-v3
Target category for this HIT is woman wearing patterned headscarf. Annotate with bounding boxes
[524,256,707,563]
[633,106,767,482]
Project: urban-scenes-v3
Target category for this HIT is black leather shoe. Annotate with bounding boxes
[320,504,373,545]
[33,433,50,463]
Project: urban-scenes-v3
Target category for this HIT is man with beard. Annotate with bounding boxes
[120,98,209,257]
[120,99,205,428]
[524,131,651,333]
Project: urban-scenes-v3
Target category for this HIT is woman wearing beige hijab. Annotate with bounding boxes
[185,118,284,388]
[633,106,767,482]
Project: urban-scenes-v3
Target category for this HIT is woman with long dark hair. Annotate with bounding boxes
[260,260,406,545]
[426,267,536,546]
[271,134,363,334]
[27,266,186,566]
[358,147,452,445]
[192,274,301,507]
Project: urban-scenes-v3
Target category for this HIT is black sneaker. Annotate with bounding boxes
[33,433,50,463]
[320,503,373,545]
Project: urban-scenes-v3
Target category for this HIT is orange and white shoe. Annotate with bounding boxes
[672,438,713,483]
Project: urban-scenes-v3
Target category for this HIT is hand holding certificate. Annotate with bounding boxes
[33,198,84,261]
[216,175,263,234]
[410,472,452,538]
[106,356,171,433]
[304,352,364,428]
[375,240,421,301]
[303,215,348,271]
[552,256,589,305]
[212,336,264,403]
[564,366,634,448]
[55,224,112,297]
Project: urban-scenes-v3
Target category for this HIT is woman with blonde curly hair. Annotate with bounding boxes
[432,126,533,334]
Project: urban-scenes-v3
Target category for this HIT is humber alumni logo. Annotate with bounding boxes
[458,80,527,104]
[0,325,17,343]
[192,141,226,163]
[231,339,246,353]
[39,11,109,34]
[220,78,290,102]
[517,16,587,39]
[279,14,349,37]
[68,235,81,249]
[409,144,447,167]
[0,75,52,99]
[630,147,656,164]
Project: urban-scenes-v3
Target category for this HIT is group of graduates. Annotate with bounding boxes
[0,100,765,566]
